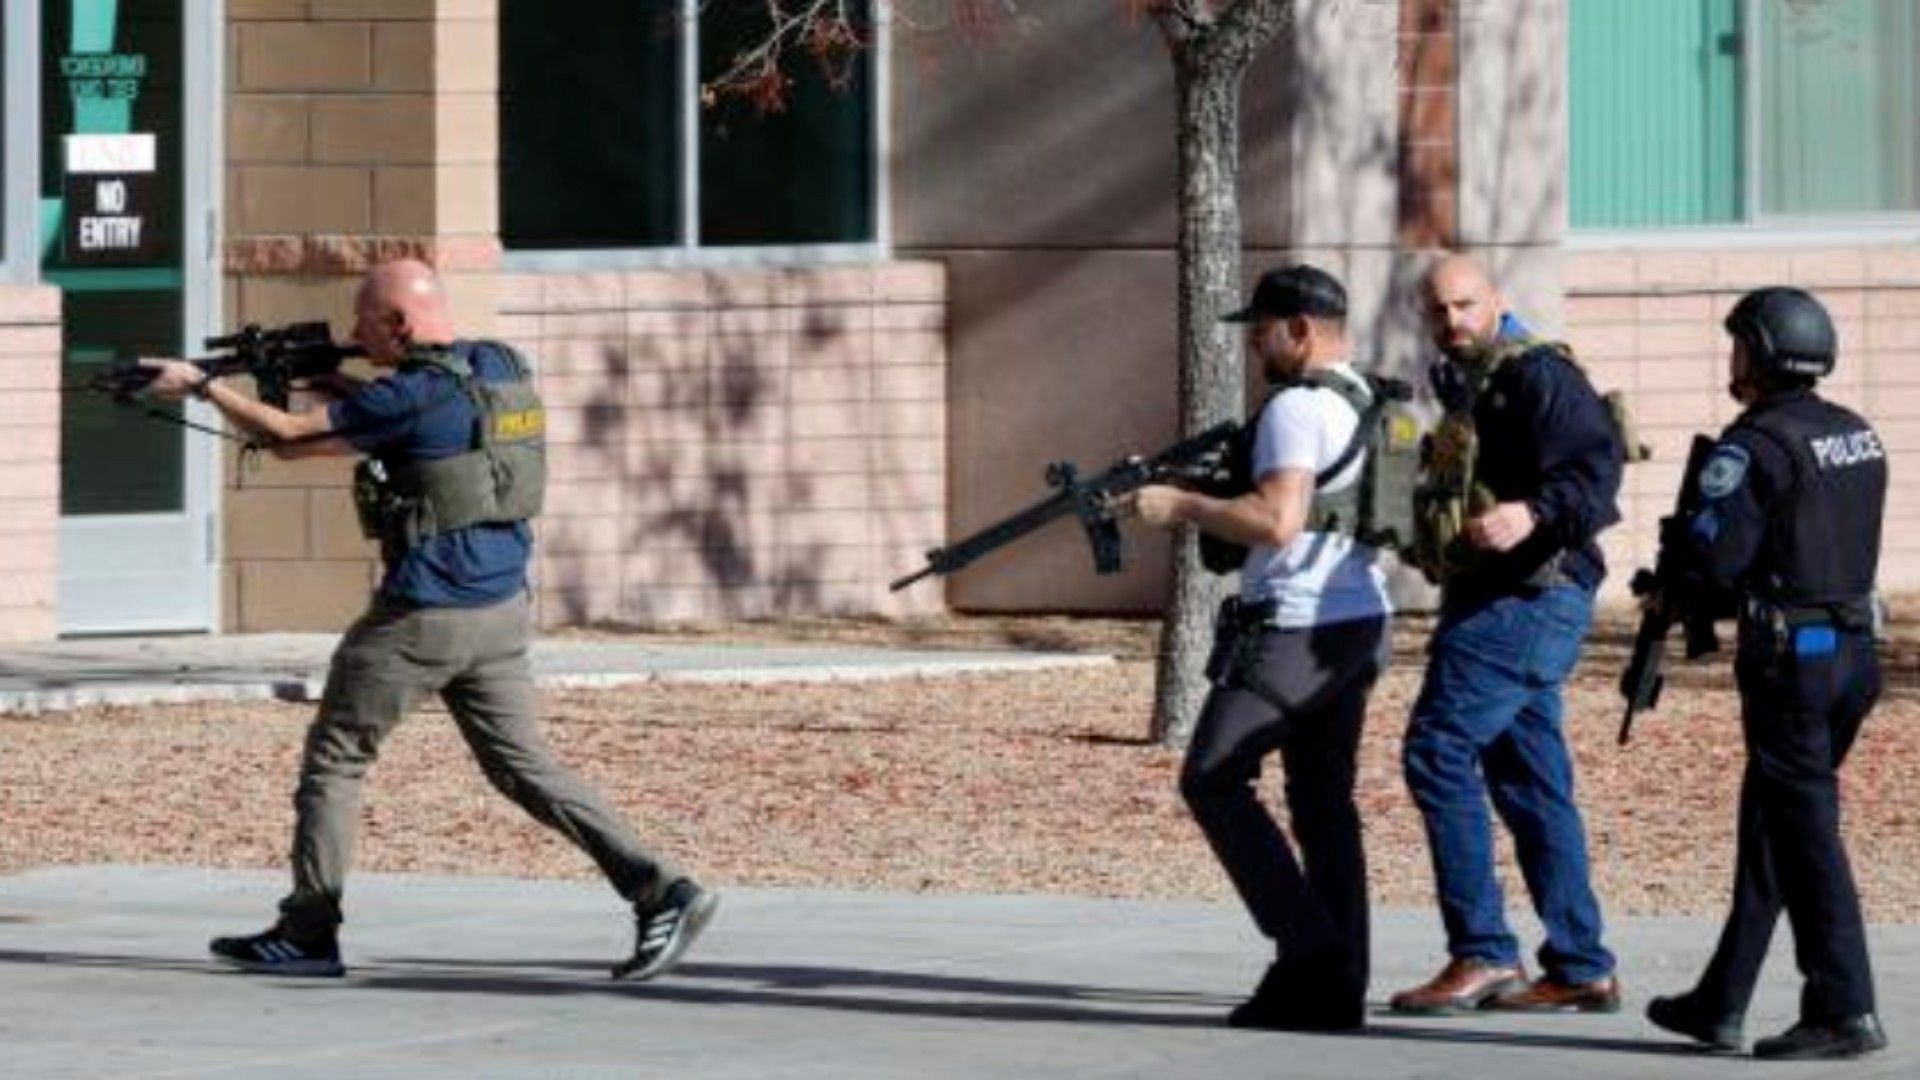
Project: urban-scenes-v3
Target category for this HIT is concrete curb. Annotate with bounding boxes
[0,639,1115,715]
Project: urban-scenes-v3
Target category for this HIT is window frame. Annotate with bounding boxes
[500,0,891,272]
[1,0,42,282]
[1567,0,1920,246]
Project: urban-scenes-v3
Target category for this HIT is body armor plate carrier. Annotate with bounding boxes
[353,342,547,556]
[1200,370,1420,574]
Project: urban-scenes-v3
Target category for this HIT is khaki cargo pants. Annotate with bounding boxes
[278,591,678,938]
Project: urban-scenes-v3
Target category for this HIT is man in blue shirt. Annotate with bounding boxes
[144,259,715,981]
[1388,254,1623,1016]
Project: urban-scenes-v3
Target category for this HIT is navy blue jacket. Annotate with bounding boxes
[1453,332,1623,593]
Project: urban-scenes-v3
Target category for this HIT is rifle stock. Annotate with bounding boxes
[890,422,1237,592]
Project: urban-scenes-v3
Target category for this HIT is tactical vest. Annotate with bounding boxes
[1199,369,1420,574]
[1407,336,1643,584]
[352,342,547,556]
[1730,393,1885,608]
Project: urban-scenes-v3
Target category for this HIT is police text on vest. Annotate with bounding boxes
[1809,430,1885,470]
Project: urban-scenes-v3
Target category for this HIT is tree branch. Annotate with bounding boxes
[701,0,870,110]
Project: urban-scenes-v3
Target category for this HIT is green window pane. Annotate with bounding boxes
[1570,0,1743,228]
[41,0,184,270]
[500,0,681,249]
[699,1,875,246]
[44,1,188,516]
[1760,0,1919,215]
[61,289,183,515]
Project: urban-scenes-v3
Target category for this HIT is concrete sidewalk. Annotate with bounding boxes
[1,866,1912,1078]
[0,633,1113,714]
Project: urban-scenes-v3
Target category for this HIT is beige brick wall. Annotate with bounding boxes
[227,2,496,271]
[1565,246,1920,601]
[224,1,500,631]
[0,286,63,641]
[503,263,948,627]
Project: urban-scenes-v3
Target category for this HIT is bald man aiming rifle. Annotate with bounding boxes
[143,259,716,982]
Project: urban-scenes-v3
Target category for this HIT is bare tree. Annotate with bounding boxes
[706,0,1297,746]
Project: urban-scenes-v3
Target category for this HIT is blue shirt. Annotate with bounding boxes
[328,341,532,608]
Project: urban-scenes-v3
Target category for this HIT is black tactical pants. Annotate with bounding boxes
[1693,622,1879,1023]
[1180,612,1388,1001]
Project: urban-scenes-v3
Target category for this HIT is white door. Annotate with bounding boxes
[43,0,219,633]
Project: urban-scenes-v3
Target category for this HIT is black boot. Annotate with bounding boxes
[1752,1014,1888,1060]
[1227,954,1363,1032]
[1646,992,1743,1052]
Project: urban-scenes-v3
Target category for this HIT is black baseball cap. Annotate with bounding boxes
[1221,264,1348,322]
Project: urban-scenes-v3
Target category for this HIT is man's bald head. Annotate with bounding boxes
[1421,252,1506,360]
[352,258,456,363]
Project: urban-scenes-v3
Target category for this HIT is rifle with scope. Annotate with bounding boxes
[890,422,1238,592]
[87,321,362,410]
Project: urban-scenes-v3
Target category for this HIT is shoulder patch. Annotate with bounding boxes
[1697,443,1751,501]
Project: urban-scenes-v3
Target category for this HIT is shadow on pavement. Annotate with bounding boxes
[1359,1018,1734,1058]
[0,947,1232,1028]
[0,946,1765,1055]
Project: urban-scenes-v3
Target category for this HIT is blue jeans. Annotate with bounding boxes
[1403,584,1615,983]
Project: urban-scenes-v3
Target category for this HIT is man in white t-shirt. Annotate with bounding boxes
[1128,264,1391,1031]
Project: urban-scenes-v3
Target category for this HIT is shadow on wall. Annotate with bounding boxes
[1459,0,1565,316]
[536,273,870,625]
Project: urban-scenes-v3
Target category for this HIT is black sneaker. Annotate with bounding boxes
[612,880,718,981]
[1646,992,1743,1052]
[1753,1014,1888,1060]
[209,926,344,978]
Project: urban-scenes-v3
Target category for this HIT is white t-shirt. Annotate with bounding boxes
[1238,364,1393,629]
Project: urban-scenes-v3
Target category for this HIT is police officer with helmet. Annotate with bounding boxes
[1644,286,1889,1060]
[142,259,716,983]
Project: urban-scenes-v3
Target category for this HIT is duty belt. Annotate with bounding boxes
[1740,595,1875,631]
[1739,594,1883,650]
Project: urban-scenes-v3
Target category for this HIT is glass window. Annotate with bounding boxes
[1759,0,1918,215]
[1570,0,1920,229]
[499,0,877,252]
[44,0,187,515]
[499,0,680,249]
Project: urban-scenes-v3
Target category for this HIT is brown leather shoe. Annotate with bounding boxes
[1486,973,1623,1013]
[1388,958,1528,1015]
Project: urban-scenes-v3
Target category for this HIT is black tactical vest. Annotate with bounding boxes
[1733,392,1885,607]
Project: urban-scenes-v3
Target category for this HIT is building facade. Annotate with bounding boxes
[0,0,1914,640]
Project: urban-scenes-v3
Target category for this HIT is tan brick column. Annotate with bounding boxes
[0,286,62,641]
[223,0,502,630]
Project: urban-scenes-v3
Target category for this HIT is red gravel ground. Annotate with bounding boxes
[3,612,1917,922]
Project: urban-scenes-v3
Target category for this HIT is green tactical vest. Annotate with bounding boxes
[1406,335,1645,585]
[352,342,547,556]
[1199,368,1420,574]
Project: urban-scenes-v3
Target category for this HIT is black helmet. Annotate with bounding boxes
[1724,287,1836,378]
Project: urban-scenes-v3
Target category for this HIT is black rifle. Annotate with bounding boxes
[1618,434,1723,745]
[890,422,1238,591]
[88,321,362,410]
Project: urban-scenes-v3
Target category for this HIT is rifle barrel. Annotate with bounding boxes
[889,565,938,593]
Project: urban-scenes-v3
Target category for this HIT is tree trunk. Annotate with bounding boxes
[1150,60,1248,747]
